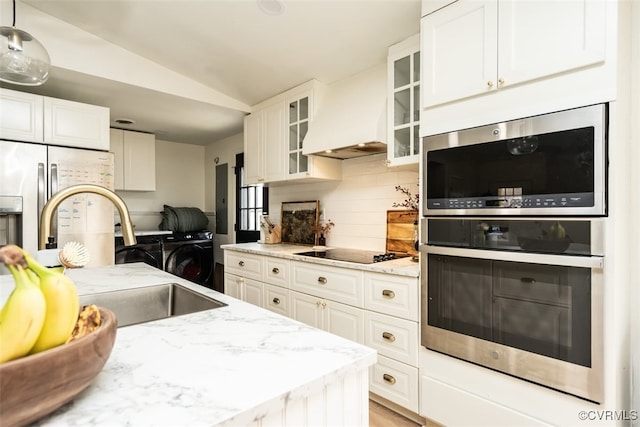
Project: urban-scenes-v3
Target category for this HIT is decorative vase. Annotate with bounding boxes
[318,233,326,246]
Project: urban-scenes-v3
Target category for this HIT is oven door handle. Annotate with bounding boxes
[423,245,603,269]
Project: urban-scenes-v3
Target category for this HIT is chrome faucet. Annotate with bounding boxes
[39,184,137,249]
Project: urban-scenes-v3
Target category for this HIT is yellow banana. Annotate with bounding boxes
[0,265,47,363]
[24,251,80,354]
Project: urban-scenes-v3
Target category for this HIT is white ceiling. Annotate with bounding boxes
[4,0,421,145]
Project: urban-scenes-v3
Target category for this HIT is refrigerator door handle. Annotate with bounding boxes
[50,163,58,195]
[37,162,46,219]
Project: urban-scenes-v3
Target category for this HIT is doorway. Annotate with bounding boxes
[234,153,268,243]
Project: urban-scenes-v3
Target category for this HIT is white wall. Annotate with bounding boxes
[205,133,244,266]
[116,139,207,231]
[269,154,418,252]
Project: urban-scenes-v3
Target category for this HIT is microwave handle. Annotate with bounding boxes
[424,245,603,269]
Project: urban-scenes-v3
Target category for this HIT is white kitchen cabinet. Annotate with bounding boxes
[44,97,110,150]
[223,248,421,416]
[224,272,265,307]
[244,80,341,185]
[290,290,364,344]
[387,34,421,167]
[0,88,44,142]
[0,88,109,150]
[421,0,609,110]
[109,128,156,191]
[243,102,286,184]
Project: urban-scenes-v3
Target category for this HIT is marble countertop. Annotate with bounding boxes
[221,243,420,278]
[0,263,376,426]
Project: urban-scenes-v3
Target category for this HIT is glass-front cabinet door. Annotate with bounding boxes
[288,95,310,176]
[387,34,420,166]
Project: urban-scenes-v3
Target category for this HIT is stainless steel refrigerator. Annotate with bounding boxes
[0,140,115,274]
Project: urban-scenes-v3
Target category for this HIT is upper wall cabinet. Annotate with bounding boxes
[110,128,156,191]
[387,34,420,167]
[244,80,341,185]
[420,0,614,136]
[0,88,110,150]
[0,89,44,142]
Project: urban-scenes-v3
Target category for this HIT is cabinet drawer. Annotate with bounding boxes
[370,355,419,413]
[292,261,363,307]
[365,311,418,366]
[224,251,263,281]
[264,284,289,317]
[264,257,290,288]
[364,273,418,321]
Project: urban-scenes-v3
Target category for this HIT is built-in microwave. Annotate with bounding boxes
[422,104,608,216]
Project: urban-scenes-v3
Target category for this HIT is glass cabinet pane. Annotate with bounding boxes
[394,127,410,158]
[289,101,298,124]
[394,56,410,88]
[394,88,410,126]
[300,122,308,148]
[299,153,308,172]
[413,85,420,122]
[289,125,297,151]
[299,97,309,120]
[413,126,420,155]
[413,52,420,82]
[289,152,298,174]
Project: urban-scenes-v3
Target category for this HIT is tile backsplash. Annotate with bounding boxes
[269,153,419,251]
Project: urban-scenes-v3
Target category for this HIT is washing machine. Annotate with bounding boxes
[162,231,214,289]
[115,234,164,269]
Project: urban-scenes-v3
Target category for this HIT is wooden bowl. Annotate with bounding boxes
[0,308,117,427]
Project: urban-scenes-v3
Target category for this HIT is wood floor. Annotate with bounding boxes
[369,400,423,427]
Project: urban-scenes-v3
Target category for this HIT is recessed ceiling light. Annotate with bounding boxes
[114,118,135,125]
[257,0,285,15]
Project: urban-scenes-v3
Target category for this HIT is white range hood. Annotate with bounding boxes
[303,63,387,160]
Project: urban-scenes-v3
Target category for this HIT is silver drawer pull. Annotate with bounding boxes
[383,374,396,385]
[317,276,327,285]
[521,277,536,285]
[382,332,396,342]
[238,260,245,267]
[272,267,280,274]
[272,297,280,305]
[381,289,395,298]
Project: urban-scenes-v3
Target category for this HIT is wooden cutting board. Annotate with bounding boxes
[386,210,418,255]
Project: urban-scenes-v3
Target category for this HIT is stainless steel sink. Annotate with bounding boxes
[79,283,227,327]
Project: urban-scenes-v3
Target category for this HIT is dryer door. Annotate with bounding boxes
[115,246,163,269]
[164,242,213,288]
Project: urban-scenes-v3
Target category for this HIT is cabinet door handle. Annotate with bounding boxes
[272,297,280,305]
[238,261,245,267]
[382,332,396,342]
[487,80,494,88]
[272,267,280,274]
[521,277,536,285]
[382,289,395,298]
[316,301,321,307]
[498,77,505,86]
[383,374,396,385]
[321,302,326,309]
[317,276,327,285]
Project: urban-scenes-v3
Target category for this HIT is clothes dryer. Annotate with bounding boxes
[162,231,214,289]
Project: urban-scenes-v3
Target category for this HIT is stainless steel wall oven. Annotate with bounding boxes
[420,105,608,403]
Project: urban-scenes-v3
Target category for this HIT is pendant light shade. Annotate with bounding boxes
[0,1,50,86]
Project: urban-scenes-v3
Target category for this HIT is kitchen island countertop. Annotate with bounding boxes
[0,263,376,426]
[221,242,420,277]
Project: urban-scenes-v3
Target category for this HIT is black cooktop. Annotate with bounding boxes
[294,248,409,264]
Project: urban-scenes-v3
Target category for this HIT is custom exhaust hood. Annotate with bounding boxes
[302,63,387,160]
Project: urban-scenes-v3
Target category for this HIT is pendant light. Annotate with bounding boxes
[0,0,50,86]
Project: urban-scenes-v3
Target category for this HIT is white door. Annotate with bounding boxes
[498,0,606,89]
[421,0,498,108]
[263,102,285,183]
[291,291,323,329]
[324,301,364,344]
[243,278,264,307]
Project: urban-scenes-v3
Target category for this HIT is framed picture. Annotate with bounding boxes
[281,201,319,245]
